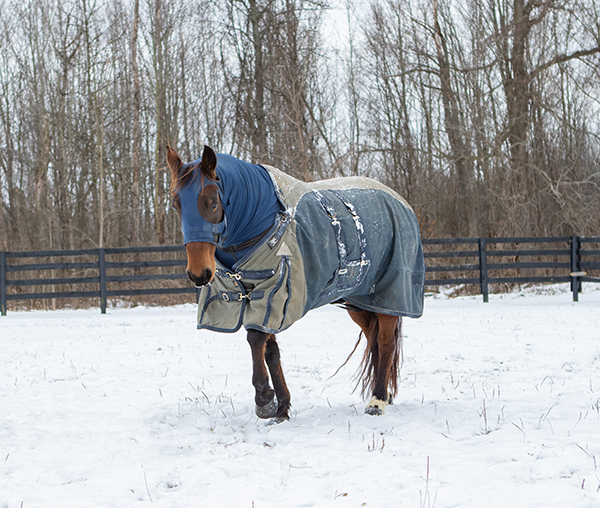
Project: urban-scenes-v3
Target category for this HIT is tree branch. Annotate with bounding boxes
[528,46,600,82]
[527,0,552,26]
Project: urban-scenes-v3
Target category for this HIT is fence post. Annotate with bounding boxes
[479,238,489,303]
[570,235,581,302]
[99,248,107,314]
[1,251,7,316]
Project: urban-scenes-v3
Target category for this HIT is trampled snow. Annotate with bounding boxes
[1,286,599,507]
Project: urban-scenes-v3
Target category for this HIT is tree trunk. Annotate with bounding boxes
[433,0,475,236]
[153,0,167,245]
[131,0,142,246]
[249,0,267,162]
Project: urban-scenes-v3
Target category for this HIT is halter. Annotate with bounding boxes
[177,168,226,246]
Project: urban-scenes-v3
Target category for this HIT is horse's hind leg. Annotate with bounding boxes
[247,329,277,419]
[347,309,401,416]
[265,334,291,422]
[365,313,401,416]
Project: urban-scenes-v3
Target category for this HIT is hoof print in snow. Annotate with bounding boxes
[267,415,290,426]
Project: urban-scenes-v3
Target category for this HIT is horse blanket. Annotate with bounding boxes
[195,164,425,333]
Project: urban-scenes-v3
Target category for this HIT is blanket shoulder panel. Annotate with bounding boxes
[196,215,308,334]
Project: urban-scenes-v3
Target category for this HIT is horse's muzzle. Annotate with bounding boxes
[187,268,213,287]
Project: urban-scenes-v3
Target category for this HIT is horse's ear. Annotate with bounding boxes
[166,146,183,179]
[200,145,218,181]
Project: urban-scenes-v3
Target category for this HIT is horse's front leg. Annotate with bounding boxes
[247,329,277,419]
[264,334,291,421]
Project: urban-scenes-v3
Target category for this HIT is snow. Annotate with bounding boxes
[2,286,600,507]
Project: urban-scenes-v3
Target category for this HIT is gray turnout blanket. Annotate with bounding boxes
[196,165,425,333]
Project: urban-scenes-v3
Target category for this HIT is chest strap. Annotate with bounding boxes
[219,227,271,255]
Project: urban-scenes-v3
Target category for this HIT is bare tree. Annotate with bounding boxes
[131,0,143,246]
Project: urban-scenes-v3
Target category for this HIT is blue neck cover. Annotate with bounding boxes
[177,153,282,256]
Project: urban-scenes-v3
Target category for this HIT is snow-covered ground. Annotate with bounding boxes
[2,286,600,507]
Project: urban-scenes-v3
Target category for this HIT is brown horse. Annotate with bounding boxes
[167,145,423,422]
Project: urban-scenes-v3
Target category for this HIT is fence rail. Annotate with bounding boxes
[422,235,600,302]
[0,246,195,316]
[1,236,599,315]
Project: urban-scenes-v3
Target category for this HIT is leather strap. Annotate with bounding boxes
[219,227,271,254]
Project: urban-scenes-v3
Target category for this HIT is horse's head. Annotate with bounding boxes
[167,145,223,287]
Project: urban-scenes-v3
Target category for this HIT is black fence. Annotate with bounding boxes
[0,246,195,316]
[1,236,600,315]
[423,236,600,302]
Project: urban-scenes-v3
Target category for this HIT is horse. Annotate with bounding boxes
[167,145,425,423]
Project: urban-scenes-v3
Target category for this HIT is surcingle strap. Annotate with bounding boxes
[311,189,371,297]
[329,189,370,271]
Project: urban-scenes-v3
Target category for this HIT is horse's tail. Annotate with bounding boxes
[356,314,403,399]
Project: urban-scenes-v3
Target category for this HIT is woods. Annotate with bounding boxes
[1,0,599,253]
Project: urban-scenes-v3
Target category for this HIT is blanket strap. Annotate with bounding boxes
[311,190,371,289]
[219,227,271,254]
[312,190,347,267]
[329,190,370,269]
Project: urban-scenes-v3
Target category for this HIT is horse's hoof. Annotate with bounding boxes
[364,395,389,416]
[364,405,383,416]
[255,397,278,419]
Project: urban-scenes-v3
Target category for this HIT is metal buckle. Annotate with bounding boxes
[227,272,242,280]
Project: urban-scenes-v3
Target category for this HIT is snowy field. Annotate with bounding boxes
[2,286,600,508]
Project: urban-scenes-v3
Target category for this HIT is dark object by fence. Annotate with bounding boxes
[1,237,599,315]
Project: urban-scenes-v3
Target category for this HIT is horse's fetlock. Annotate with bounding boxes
[255,386,274,407]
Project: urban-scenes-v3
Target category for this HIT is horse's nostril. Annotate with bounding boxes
[187,268,213,287]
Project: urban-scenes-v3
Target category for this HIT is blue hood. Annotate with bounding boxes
[177,168,225,246]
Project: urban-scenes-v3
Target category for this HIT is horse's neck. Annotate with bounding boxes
[218,162,281,248]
